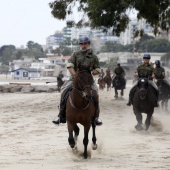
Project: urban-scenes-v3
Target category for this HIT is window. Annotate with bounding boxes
[16,71,19,75]
[23,72,28,77]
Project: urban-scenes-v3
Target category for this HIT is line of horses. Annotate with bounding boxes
[98,74,125,98]
[56,65,170,159]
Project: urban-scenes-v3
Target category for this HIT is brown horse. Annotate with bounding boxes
[66,63,98,159]
[103,69,112,91]
[98,76,105,90]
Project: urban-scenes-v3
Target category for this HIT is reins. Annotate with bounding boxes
[69,69,93,110]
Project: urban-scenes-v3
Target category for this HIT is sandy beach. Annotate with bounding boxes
[0,80,170,170]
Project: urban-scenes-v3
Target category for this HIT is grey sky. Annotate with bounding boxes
[0,0,66,47]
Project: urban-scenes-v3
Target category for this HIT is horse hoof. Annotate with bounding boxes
[135,124,144,131]
[70,144,75,148]
[92,143,97,150]
[84,154,88,159]
[72,145,77,150]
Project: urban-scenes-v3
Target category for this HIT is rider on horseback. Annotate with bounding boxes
[52,37,103,126]
[153,60,170,88]
[113,63,126,88]
[127,54,159,107]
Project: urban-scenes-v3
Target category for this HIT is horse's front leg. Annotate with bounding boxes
[121,89,124,96]
[114,88,118,98]
[67,122,75,149]
[145,113,152,131]
[91,121,97,150]
[134,111,143,131]
[83,124,91,159]
[74,124,80,143]
[165,99,168,111]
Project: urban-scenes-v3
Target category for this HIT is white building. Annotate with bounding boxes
[31,56,71,77]
[119,18,153,45]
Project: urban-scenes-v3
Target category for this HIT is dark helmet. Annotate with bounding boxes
[79,37,91,44]
[143,54,151,59]
[117,63,120,66]
[155,60,160,65]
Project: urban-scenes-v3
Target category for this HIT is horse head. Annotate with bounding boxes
[114,75,122,87]
[137,78,149,100]
[74,62,93,101]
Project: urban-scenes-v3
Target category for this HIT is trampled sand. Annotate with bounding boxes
[0,82,170,170]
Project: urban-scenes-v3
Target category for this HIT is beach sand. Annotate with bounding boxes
[0,83,170,170]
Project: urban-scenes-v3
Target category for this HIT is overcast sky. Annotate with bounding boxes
[0,1,137,48]
[0,0,67,47]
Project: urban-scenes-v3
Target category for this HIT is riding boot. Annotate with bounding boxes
[52,100,66,124]
[127,87,136,106]
[127,95,132,106]
[52,86,72,125]
[154,90,159,107]
[93,101,103,126]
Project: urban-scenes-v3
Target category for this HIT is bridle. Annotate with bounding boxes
[138,78,148,99]
[69,70,93,109]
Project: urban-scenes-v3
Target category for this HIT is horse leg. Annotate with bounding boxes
[145,114,152,131]
[91,121,97,150]
[114,88,118,98]
[135,112,143,131]
[74,124,80,143]
[83,124,91,159]
[161,101,163,109]
[165,99,168,111]
[67,123,76,149]
[121,89,124,96]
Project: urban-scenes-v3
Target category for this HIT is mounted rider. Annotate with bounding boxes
[52,37,103,126]
[58,71,64,79]
[99,68,105,78]
[127,54,159,107]
[113,63,126,88]
[153,60,170,89]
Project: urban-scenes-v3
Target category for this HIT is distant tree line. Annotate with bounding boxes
[0,41,46,65]
[100,34,170,53]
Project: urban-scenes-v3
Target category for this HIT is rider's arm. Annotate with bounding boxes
[92,54,101,75]
[92,70,99,76]
[67,67,76,77]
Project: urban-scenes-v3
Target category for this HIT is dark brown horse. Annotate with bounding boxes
[103,69,112,91]
[57,76,64,92]
[66,63,98,159]
[132,78,156,131]
[112,75,125,98]
[156,79,170,111]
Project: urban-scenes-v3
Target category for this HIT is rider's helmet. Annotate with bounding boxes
[79,37,91,44]
[155,60,160,66]
[143,54,151,59]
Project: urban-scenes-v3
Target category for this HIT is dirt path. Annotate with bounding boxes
[0,87,170,170]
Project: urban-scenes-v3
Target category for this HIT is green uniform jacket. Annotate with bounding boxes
[137,64,154,78]
[154,66,165,79]
[114,66,124,75]
[67,49,100,73]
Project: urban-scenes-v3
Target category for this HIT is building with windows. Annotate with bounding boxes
[11,68,40,79]
[119,19,153,45]
[46,31,64,48]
